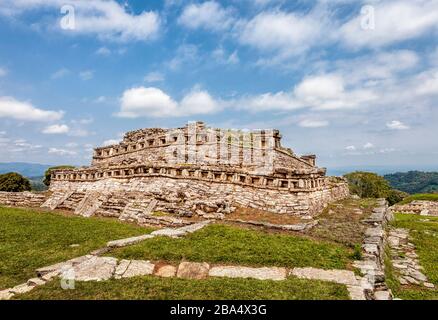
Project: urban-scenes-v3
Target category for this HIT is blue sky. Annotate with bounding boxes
[0,0,437,170]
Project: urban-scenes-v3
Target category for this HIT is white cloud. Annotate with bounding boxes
[212,47,239,65]
[298,119,329,128]
[95,47,111,56]
[345,145,356,151]
[42,124,70,134]
[178,1,235,31]
[51,68,70,79]
[386,120,410,130]
[144,71,164,83]
[238,74,375,112]
[363,142,374,149]
[238,11,322,57]
[94,96,107,103]
[0,0,161,42]
[0,67,7,77]
[339,0,438,49]
[117,87,221,118]
[48,147,77,156]
[0,96,63,122]
[79,70,94,81]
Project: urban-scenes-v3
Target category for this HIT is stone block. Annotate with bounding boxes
[177,262,210,279]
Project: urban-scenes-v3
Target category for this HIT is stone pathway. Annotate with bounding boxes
[388,227,434,288]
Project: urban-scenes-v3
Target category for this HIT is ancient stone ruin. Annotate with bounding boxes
[35,122,347,224]
[392,200,438,216]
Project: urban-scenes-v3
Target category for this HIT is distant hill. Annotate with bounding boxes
[0,162,52,178]
[384,171,438,194]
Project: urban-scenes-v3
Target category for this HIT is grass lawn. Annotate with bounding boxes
[386,213,438,300]
[109,224,354,270]
[0,206,153,290]
[17,275,350,300]
[398,193,438,205]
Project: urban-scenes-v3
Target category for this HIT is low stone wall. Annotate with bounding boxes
[49,176,349,217]
[0,191,48,208]
[391,200,438,216]
[353,199,394,300]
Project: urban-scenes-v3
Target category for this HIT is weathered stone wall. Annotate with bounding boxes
[50,176,349,217]
[391,200,438,216]
[0,191,48,208]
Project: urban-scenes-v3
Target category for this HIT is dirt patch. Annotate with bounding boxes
[226,207,305,225]
[307,198,378,247]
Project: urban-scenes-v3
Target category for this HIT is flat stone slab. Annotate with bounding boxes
[151,228,187,237]
[36,255,93,276]
[107,234,155,248]
[177,262,210,279]
[155,265,177,278]
[346,285,366,300]
[10,283,35,294]
[0,289,14,300]
[290,267,359,286]
[374,290,392,300]
[73,256,118,281]
[121,260,155,278]
[209,266,287,281]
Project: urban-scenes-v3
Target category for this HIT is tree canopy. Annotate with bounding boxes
[0,172,32,192]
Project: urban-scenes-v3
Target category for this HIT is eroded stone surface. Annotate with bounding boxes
[209,266,287,281]
[388,227,433,288]
[107,234,155,248]
[73,256,118,281]
[290,267,359,286]
[177,262,210,279]
[155,265,177,278]
[0,289,14,300]
[121,260,155,278]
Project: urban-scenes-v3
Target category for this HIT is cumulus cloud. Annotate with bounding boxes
[0,67,7,77]
[363,142,374,149]
[339,0,438,49]
[51,68,70,79]
[386,120,410,130]
[238,10,323,58]
[48,147,77,156]
[345,145,356,151]
[95,47,111,56]
[117,87,221,118]
[79,70,94,81]
[178,1,235,31]
[0,96,64,122]
[42,124,70,134]
[144,71,165,83]
[298,119,329,128]
[0,0,161,42]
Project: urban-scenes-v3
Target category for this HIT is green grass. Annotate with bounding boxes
[109,224,354,270]
[398,193,438,205]
[386,213,438,300]
[17,275,349,300]
[0,206,153,290]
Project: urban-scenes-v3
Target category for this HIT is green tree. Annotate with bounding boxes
[43,166,75,186]
[344,171,391,199]
[386,189,409,206]
[0,172,32,192]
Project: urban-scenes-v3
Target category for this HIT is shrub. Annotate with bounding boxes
[43,165,75,186]
[386,189,409,205]
[344,171,391,199]
[0,172,32,192]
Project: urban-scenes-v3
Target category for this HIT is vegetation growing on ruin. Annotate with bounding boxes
[386,213,438,300]
[43,165,75,186]
[0,206,152,289]
[398,193,438,205]
[344,171,407,205]
[109,224,354,270]
[17,275,349,300]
